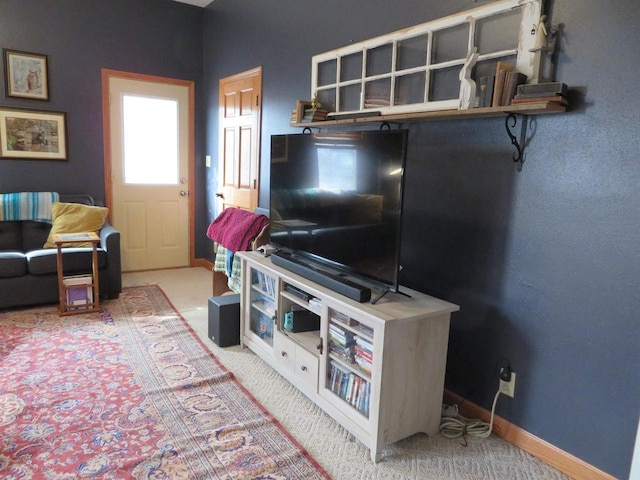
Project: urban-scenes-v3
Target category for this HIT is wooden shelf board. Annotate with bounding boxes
[290,101,566,128]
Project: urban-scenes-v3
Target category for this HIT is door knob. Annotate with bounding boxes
[180,190,187,196]
[215,192,224,198]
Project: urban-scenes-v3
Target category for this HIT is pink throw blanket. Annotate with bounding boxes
[206,207,269,252]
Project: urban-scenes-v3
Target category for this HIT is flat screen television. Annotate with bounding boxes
[269,129,408,299]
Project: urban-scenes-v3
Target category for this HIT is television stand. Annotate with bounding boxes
[237,251,459,462]
[271,250,371,303]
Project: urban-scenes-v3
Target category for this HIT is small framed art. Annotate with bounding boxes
[3,49,50,100]
[0,108,67,160]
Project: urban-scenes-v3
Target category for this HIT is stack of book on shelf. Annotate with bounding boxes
[354,336,373,374]
[63,274,93,310]
[511,82,568,106]
[328,361,371,416]
[301,107,329,122]
[328,322,356,362]
[478,61,527,108]
[291,100,330,123]
[331,310,357,326]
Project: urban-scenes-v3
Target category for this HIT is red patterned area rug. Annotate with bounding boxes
[0,285,330,479]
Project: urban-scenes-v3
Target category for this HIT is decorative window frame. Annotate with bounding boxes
[311,0,543,116]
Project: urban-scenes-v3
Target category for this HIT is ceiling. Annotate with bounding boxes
[172,0,213,7]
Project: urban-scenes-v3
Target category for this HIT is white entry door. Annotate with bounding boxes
[106,73,193,271]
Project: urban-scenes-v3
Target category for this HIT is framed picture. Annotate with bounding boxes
[0,108,67,160]
[3,49,49,100]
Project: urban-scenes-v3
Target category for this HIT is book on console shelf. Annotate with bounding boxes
[329,343,355,363]
[63,274,93,309]
[328,360,370,416]
[355,335,373,353]
[330,310,357,326]
[255,271,276,297]
[329,324,356,347]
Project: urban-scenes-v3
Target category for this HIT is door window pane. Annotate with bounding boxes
[123,95,178,185]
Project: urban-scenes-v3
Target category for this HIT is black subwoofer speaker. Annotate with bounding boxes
[208,294,240,347]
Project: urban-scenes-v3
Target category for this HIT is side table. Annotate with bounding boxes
[52,232,101,316]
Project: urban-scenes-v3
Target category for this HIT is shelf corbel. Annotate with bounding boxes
[505,113,528,170]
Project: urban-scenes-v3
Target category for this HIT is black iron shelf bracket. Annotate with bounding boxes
[505,113,528,170]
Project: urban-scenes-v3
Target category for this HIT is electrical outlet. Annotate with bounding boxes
[205,155,211,167]
[499,369,516,398]
[441,404,459,418]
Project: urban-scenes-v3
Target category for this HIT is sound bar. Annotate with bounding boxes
[272,252,371,303]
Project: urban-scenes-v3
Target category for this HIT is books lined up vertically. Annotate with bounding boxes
[479,61,528,108]
[328,361,371,417]
[252,270,276,298]
[477,62,525,108]
[327,309,374,416]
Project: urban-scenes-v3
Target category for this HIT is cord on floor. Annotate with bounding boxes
[440,389,501,445]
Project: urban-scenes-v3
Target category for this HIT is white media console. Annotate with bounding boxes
[237,251,459,462]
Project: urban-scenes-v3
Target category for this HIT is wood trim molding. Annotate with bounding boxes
[193,258,212,270]
[443,390,617,480]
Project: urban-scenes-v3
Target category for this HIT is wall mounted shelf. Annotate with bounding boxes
[289,101,565,128]
[290,101,566,170]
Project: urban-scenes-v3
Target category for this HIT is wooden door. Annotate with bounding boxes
[103,70,194,271]
[217,67,262,212]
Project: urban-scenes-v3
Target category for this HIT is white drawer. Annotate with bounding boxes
[273,331,295,376]
[273,331,319,392]
[294,344,319,391]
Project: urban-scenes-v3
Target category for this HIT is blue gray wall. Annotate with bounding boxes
[202,1,639,478]
[1,0,637,478]
[0,0,207,247]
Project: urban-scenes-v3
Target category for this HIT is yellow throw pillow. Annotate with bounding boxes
[44,202,109,248]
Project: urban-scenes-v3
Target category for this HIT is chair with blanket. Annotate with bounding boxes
[206,207,269,295]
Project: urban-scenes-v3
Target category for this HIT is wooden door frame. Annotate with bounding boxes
[101,69,196,267]
[218,66,263,213]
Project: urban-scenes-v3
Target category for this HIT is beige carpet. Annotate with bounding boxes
[123,267,570,480]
